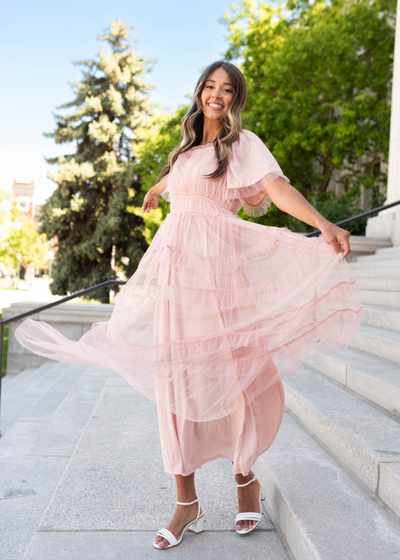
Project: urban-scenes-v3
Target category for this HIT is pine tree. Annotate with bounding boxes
[40,20,155,303]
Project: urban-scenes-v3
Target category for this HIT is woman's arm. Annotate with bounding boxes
[265,177,350,259]
[142,175,168,213]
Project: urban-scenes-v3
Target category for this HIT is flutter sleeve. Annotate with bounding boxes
[160,184,170,202]
[153,176,169,202]
[225,129,291,217]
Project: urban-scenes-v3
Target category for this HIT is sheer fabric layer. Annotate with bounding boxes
[15,196,363,423]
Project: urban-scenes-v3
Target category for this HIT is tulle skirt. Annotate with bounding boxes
[15,195,363,475]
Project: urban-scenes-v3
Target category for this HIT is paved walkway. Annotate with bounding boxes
[1,363,291,559]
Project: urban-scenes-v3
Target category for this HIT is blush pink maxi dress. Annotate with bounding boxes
[15,129,363,476]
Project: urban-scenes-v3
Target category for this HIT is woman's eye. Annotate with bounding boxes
[205,85,232,93]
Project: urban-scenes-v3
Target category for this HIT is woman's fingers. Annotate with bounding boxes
[321,225,351,260]
[142,195,159,213]
[337,233,351,258]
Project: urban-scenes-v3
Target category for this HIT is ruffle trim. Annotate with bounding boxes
[225,171,291,201]
[243,196,273,218]
[115,270,358,313]
[15,302,363,422]
[136,233,280,275]
[107,283,363,365]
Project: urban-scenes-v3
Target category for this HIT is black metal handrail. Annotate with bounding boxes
[0,197,399,437]
[304,199,400,237]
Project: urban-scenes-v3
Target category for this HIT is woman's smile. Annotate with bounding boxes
[208,102,224,111]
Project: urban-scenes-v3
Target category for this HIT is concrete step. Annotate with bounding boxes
[1,368,38,391]
[1,363,54,400]
[283,366,400,517]
[255,412,400,560]
[304,347,400,418]
[357,250,400,262]
[351,266,400,279]
[0,364,114,560]
[21,383,290,560]
[1,363,74,435]
[360,289,400,308]
[2,363,63,407]
[357,277,400,291]
[375,246,400,256]
[0,362,86,486]
[361,304,400,332]
[350,259,400,270]
[349,324,400,364]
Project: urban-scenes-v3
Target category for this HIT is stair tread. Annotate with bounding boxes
[311,346,400,389]
[2,363,55,398]
[357,323,400,343]
[258,413,400,560]
[361,288,400,294]
[0,367,113,560]
[362,303,400,313]
[0,364,94,483]
[1,364,76,434]
[284,365,400,461]
[350,260,400,269]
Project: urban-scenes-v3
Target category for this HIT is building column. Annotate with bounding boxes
[366,0,400,244]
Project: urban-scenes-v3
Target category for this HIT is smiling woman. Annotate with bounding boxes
[201,72,234,120]
[15,60,363,551]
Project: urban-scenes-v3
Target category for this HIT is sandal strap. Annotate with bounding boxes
[176,498,198,505]
[235,512,262,522]
[236,475,257,488]
[156,527,178,546]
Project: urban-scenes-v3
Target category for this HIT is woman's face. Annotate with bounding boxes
[200,67,234,122]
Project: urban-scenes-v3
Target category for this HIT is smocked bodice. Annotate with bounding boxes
[160,129,291,218]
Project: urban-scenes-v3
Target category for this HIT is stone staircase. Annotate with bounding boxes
[254,244,400,559]
[1,245,400,559]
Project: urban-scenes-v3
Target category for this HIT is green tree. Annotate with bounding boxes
[129,105,189,241]
[1,218,50,274]
[222,0,395,230]
[40,20,155,302]
[0,190,49,274]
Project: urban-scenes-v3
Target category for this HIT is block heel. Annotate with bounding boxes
[188,514,204,533]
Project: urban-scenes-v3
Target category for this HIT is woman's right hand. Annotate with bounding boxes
[142,190,160,213]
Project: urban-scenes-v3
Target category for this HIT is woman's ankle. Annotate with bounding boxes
[235,471,254,485]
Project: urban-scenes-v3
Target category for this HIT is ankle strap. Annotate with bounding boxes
[176,498,198,505]
[236,475,257,488]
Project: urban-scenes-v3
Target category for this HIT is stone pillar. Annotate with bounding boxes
[366,0,400,244]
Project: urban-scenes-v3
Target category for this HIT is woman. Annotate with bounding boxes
[15,61,363,550]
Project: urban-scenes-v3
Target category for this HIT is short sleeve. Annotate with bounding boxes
[225,129,291,217]
[152,177,169,202]
[160,185,170,202]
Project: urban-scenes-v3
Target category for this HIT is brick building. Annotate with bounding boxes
[12,180,42,226]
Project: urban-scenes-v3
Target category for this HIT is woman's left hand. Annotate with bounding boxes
[319,223,351,259]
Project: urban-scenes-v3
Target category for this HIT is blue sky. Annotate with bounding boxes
[0,0,239,204]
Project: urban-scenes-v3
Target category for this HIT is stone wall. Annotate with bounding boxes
[3,302,114,375]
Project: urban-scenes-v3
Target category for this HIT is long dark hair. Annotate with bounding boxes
[156,60,247,183]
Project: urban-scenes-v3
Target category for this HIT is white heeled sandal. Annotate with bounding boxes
[153,498,205,550]
[235,475,265,535]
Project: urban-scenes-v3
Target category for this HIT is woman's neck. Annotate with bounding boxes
[201,120,223,145]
